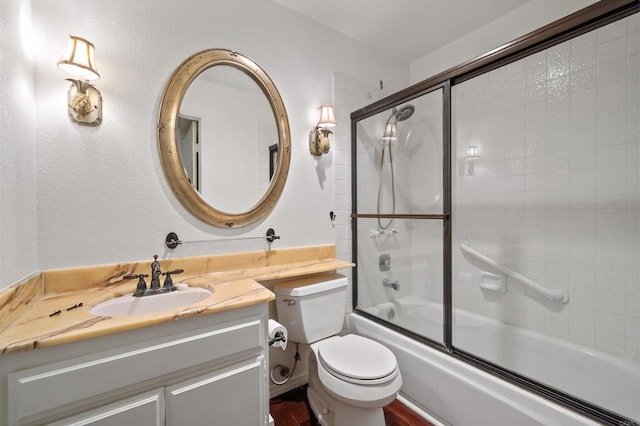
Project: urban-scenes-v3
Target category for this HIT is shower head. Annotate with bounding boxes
[395,104,415,121]
[385,104,415,123]
[382,104,415,141]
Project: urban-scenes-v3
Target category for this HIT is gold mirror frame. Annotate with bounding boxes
[158,49,291,228]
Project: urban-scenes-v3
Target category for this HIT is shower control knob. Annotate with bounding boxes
[379,253,391,271]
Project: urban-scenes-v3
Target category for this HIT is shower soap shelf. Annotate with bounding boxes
[480,271,506,293]
[369,228,399,238]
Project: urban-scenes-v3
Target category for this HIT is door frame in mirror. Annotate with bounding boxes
[158,49,291,228]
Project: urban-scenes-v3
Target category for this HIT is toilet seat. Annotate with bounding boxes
[310,335,403,409]
[317,335,399,385]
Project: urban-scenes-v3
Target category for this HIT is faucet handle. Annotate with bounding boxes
[162,269,184,290]
[124,273,149,297]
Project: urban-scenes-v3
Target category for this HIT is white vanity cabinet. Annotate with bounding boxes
[2,304,269,426]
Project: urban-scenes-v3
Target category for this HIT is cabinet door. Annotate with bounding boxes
[166,357,266,426]
[48,389,164,426]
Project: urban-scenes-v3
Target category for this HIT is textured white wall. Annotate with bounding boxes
[410,0,598,84]
[25,0,407,271]
[0,0,39,289]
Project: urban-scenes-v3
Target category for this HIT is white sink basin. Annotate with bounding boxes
[89,287,212,317]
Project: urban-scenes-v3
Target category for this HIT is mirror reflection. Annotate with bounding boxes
[177,115,200,191]
[178,65,277,213]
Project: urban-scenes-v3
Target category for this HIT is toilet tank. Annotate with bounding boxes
[273,274,348,344]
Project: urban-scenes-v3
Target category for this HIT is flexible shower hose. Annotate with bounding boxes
[377,140,396,230]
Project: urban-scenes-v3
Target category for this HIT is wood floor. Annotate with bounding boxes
[269,386,433,426]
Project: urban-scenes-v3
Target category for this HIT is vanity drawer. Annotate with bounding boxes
[8,315,264,424]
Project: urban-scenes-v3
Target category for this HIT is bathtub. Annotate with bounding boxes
[350,296,639,425]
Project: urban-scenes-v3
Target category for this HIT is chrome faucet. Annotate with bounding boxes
[383,278,400,291]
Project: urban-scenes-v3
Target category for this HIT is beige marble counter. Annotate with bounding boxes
[0,245,353,355]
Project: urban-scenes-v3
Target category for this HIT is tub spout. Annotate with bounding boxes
[383,278,400,291]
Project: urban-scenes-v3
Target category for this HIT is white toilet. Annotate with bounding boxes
[274,274,402,426]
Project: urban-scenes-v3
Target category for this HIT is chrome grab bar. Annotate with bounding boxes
[459,241,569,304]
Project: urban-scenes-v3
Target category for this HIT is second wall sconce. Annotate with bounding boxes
[464,145,479,176]
[57,35,102,126]
[309,105,336,156]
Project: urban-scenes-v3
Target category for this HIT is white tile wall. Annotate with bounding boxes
[452,14,640,362]
[333,73,385,311]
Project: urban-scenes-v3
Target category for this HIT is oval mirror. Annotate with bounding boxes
[158,49,291,228]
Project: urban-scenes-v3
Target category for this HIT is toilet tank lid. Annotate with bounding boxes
[273,274,347,297]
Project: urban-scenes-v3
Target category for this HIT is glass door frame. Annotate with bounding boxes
[350,81,452,350]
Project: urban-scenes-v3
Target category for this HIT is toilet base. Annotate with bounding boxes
[314,355,400,408]
[307,384,386,426]
[307,346,391,426]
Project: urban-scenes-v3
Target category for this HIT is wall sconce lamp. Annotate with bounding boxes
[309,105,336,156]
[464,145,479,176]
[57,35,102,126]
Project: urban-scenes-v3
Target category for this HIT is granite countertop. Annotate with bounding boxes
[0,245,353,355]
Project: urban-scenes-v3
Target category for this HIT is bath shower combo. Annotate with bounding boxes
[350,4,640,425]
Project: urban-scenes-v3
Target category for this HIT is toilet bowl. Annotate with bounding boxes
[308,335,402,425]
[273,274,402,426]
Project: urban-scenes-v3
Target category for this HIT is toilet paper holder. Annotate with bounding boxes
[268,319,287,350]
[269,331,287,347]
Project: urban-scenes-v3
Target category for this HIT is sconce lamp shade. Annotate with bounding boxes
[464,145,479,176]
[57,35,100,81]
[317,105,336,129]
[466,145,479,159]
[382,122,397,142]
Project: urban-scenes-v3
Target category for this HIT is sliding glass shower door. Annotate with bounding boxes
[451,15,640,421]
[353,87,446,344]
